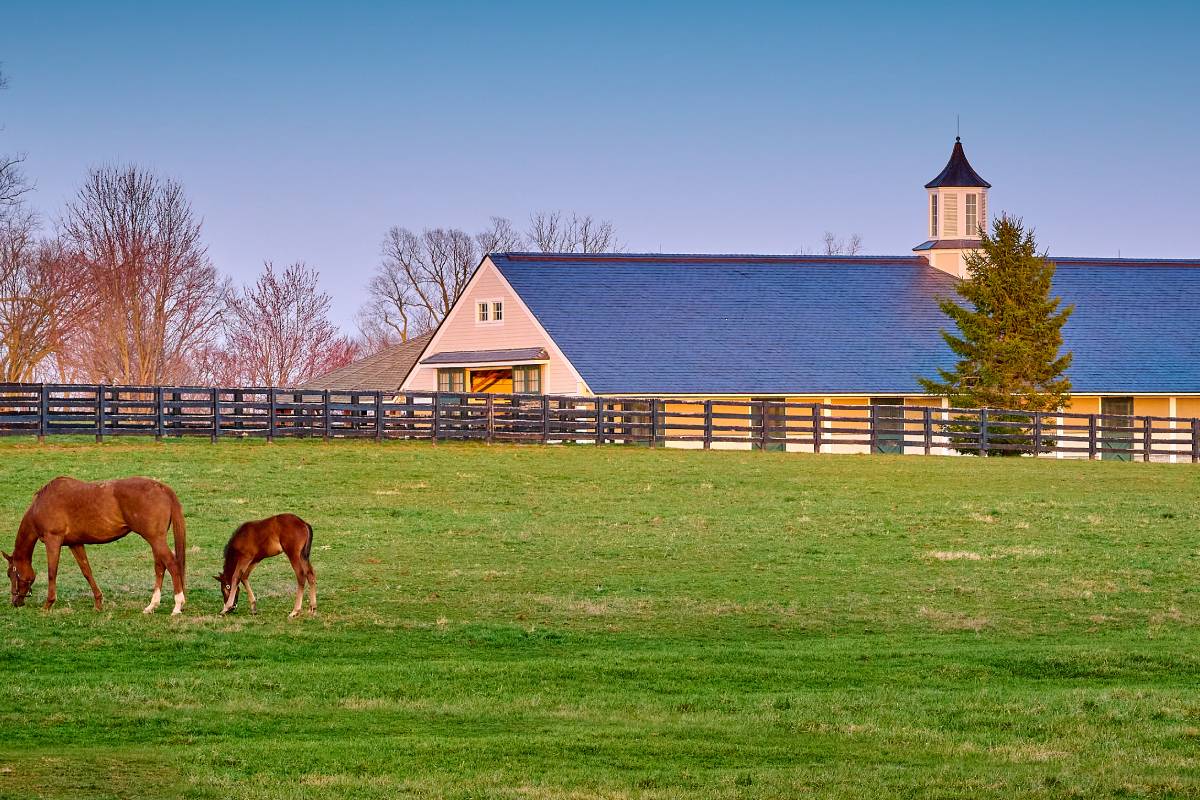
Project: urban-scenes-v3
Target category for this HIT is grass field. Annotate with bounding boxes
[0,438,1198,799]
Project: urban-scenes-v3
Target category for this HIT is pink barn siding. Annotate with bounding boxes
[401,258,587,395]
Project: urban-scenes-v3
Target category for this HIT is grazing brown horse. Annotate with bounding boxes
[216,513,316,618]
[4,476,187,614]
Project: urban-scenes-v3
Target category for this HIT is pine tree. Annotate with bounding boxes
[920,215,1074,454]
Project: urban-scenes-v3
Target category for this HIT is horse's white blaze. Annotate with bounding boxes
[143,588,161,614]
[171,592,185,615]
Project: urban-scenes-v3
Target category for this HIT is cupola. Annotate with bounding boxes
[914,137,991,277]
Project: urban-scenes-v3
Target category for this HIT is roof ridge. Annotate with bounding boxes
[494,252,927,263]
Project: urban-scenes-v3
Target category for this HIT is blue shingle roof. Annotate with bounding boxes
[490,253,1200,396]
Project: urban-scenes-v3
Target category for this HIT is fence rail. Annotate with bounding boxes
[0,383,1197,462]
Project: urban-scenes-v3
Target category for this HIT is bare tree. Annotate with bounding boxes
[361,226,477,342]
[359,211,619,342]
[61,165,227,384]
[821,231,864,256]
[222,261,357,387]
[0,66,31,225]
[0,210,90,381]
[528,211,618,253]
[475,215,526,255]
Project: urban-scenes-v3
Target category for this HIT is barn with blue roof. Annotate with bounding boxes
[400,139,1200,435]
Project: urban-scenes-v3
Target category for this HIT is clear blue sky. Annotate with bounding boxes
[2,1,1197,325]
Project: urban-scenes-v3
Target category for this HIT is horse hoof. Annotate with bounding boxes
[171,608,182,616]
[142,606,154,614]
[288,611,299,619]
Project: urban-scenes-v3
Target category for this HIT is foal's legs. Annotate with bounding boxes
[221,557,253,615]
[239,562,258,614]
[42,535,63,611]
[286,553,308,619]
[304,561,317,615]
[70,545,104,610]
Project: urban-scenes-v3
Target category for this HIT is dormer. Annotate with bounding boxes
[914,137,991,277]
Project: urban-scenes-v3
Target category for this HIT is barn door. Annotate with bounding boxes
[1100,397,1134,461]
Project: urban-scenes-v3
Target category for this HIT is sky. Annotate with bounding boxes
[2,1,1198,327]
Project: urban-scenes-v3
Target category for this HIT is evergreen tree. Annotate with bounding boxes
[920,215,1073,454]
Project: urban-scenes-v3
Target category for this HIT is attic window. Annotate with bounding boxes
[965,194,978,237]
[477,300,503,324]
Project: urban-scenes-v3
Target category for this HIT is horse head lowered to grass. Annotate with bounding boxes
[4,476,187,614]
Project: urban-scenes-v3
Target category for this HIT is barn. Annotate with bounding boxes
[397,140,1200,426]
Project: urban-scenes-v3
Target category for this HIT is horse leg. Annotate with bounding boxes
[70,545,104,611]
[287,554,306,619]
[221,557,251,615]
[240,562,258,615]
[42,535,63,611]
[144,551,165,613]
[144,535,185,615]
[304,561,317,615]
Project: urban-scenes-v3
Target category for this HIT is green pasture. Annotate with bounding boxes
[0,438,1197,798]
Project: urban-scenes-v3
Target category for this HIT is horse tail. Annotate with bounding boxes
[302,520,314,562]
[169,494,187,591]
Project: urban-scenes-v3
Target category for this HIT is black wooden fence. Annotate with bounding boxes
[0,383,1197,462]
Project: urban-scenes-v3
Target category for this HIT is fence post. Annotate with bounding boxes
[1033,412,1043,456]
[96,384,105,443]
[374,391,384,442]
[1192,418,1199,464]
[1088,414,1098,460]
[431,392,440,443]
[759,400,769,451]
[812,404,822,454]
[37,383,47,443]
[485,395,495,444]
[594,397,603,445]
[266,389,276,442]
[922,407,932,456]
[648,399,658,448]
[211,388,220,443]
[869,404,878,454]
[540,395,550,445]
[322,390,331,441]
[155,386,163,442]
[703,400,713,450]
[1143,415,1153,463]
[979,408,989,457]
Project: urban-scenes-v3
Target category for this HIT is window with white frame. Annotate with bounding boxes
[965,194,978,237]
[513,364,541,394]
[930,194,938,238]
[477,299,503,324]
[437,368,465,393]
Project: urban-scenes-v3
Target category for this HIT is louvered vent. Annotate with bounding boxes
[943,194,958,236]
[979,193,987,234]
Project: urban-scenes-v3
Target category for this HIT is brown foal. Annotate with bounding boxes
[4,476,187,614]
[216,514,316,618]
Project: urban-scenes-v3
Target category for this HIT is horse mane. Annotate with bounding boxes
[222,523,249,570]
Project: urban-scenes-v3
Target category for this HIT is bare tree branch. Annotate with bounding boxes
[60,165,227,384]
[0,210,91,381]
[0,66,32,224]
[528,211,618,253]
[821,231,864,256]
[219,261,356,387]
